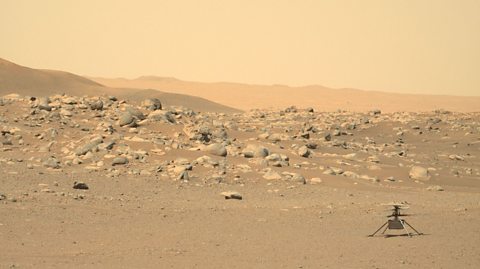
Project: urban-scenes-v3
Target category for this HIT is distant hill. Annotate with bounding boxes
[93,76,480,113]
[0,58,241,113]
[0,58,105,96]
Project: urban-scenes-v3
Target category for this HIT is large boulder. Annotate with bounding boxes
[409,166,430,181]
[89,100,103,110]
[142,98,162,111]
[118,112,136,127]
[36,97,51,111]
[125,106,145,120]
[204,143,227,157]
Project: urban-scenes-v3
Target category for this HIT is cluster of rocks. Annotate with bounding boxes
[1,93,479,195]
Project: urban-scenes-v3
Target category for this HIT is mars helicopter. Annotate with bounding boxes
[369,203,423,237]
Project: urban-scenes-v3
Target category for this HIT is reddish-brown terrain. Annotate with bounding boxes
[1,59,479,268]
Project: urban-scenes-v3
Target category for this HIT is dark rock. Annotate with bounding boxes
[73,181,89,190]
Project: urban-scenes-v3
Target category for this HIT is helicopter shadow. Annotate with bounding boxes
[381,233,429,238]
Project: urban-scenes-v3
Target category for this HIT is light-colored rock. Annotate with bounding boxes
[263,169,282,180]
[242,144,269,158]
[205,143,227,157]
[427,185,444,191]
[409,166,430,181]
[298,146,311,158]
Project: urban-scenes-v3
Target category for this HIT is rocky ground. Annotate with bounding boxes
[1,93,479,268]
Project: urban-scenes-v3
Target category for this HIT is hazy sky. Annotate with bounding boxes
[1,0,479,96]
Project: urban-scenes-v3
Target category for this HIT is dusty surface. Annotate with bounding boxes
[1,94,480,268]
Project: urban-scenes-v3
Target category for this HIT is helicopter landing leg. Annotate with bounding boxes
[368,221,388,237]
[401,220,412,237]
[404,220,423,235]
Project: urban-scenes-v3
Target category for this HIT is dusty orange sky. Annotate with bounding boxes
[1,0,479,96]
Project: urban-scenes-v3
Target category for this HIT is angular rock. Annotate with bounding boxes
[75,136,103,156]
[263,169,282,180]
[89,100,103,110]
[298,146,311,158]
[43,157,60,169]
[148,110,176,124]
[126,106,145,120]
[177,170,189,181]
[142,98,162,110]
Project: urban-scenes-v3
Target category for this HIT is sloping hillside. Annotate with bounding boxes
[0,58,241,113]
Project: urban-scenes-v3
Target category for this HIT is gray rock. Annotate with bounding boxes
[126,106,145,120]
[43,157,60,169]
[409,166,430,181]
[177,170,189,181]
[147,110,176,124]
[37,97,52,111]
[142,98,162,110]
[89,100,103,110]
[289,173,306,184]
[73,181,89,190]
[305,143,317,149]
[75,136,103,156]
[118,112,135,127]
[112,156,129,166]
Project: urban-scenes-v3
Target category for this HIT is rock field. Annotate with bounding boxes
[1,93,479,268]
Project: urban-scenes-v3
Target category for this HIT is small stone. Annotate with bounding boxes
[177,170,189,181]
[43,157,60,169]
[427,185,444,191]
[221,191,243,200]
[263,169,282,180]
[298,146,311,158]
[112,157,129,166]
[73,181,89,190]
